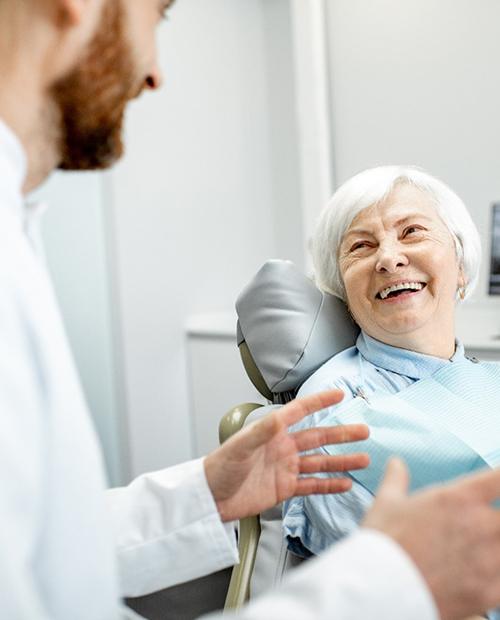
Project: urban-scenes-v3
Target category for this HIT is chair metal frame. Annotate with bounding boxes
[219,403,264,610]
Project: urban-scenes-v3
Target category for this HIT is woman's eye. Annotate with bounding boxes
[403,225,422,237]
[350,242,368,252]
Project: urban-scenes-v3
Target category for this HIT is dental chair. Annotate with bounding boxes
[126,259,357,619]
[220,259,358,610]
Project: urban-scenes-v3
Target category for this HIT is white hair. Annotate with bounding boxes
[312,165,482,302]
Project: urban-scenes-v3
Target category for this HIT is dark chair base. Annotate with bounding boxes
[125,567,232,620]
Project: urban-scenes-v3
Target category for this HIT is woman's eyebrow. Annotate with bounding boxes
[393,213,433,226]
[343,228,374,241]
[343,213,433,242]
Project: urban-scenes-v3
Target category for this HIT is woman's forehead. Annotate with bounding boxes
[345,185,440,236]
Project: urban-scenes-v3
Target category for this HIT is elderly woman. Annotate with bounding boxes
[282,166,500,604]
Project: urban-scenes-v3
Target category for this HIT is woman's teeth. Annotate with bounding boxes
[378,282,424,300]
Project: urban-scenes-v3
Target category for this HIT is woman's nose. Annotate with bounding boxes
[375,244,409,273]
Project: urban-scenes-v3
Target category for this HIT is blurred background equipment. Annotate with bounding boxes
[489,203,500,295]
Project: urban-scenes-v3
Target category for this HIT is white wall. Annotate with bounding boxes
[38,0,500,483]
[110,0,302,476]
[31,0,304,484]
[36,171,126,486]
[325,0,500,304]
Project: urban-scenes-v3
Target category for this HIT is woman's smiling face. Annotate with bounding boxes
[338,183,464,357]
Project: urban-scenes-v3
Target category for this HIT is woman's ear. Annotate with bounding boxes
[457,265,466,290]
[457,266,467,300]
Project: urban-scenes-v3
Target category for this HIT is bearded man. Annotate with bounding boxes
[2,2,500,620]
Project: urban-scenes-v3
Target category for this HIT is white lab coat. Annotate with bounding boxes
[0,119,438,620]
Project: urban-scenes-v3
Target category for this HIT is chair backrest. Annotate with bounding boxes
[236,259,358,402]
[229,260,359,603]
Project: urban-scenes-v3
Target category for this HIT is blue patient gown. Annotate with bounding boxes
[283,331,500,619]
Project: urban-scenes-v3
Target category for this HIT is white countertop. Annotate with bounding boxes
[185,312,237,338]
[185,302,500,351]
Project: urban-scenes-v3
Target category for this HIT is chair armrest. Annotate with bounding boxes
[219,403,264,610]
[224,515,261,610]
[218,403,264,444]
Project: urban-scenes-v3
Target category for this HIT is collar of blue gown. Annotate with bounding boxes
[355,331,466,380]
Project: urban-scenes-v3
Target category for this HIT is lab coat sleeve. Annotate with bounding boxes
[203,529,438,620]
[105,457,239,597]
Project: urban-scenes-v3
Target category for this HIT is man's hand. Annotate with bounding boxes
[364,459,500,620]
[204,389,369,522]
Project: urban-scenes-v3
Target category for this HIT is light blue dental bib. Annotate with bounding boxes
[323,359,500,493]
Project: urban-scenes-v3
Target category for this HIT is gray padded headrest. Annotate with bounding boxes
[235,260,359,395]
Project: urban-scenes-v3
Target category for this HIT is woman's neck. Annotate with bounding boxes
[364,327,456,360]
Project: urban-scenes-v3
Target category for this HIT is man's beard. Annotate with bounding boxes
[52,0,140,170]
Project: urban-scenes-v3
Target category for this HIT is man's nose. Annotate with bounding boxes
[375,243,409,273]
[144,62,164,90]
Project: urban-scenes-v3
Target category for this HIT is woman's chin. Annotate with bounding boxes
[371,314,431,339]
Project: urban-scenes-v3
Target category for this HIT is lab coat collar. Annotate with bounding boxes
[356,330,466,380]
[0,118,49,252]
[0,118,27,217]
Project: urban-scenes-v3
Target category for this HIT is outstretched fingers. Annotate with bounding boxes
[293,423,370,453]
[233,391,365,456]
[278,389,346,427]
[299,452,370,474]
[295,475,353,496]
[375,458,410,502]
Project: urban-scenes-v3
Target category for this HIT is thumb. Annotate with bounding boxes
[376,458,410,503]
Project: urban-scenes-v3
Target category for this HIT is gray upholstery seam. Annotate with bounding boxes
[271,294,325,392]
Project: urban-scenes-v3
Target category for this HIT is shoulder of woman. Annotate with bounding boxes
[298,345,360,398]
[291,347,360,431]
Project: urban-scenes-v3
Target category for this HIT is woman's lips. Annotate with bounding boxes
[377,287,425,304]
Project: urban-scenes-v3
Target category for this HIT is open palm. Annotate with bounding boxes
[204,390,370,522]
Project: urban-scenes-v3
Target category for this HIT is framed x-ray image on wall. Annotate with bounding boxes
[490,203,500,295]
